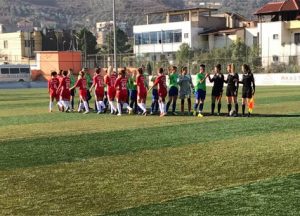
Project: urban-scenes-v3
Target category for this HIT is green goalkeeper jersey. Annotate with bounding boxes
[169,73,179,88]
[194,73,206,91]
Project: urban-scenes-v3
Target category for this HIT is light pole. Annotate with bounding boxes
[113,0,117,71]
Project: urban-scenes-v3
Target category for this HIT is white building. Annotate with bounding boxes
[133,8,258,62]
[200,13,258,50]
[255,0,300,67]
[133,7,227,61]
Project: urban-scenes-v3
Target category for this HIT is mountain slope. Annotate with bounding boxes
[0,0,275,31]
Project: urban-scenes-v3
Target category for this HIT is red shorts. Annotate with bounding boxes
[116,90,128,102]
[137,90,147,100]
[50,91,59,101]
[158,89,167,99]
[61,90,71,101]
[79,89,87,100]
[107,87,116,100]
[95,88,104,99]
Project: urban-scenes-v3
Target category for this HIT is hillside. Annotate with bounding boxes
[0,0,274,32]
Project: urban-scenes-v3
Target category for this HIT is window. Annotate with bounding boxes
[164,30,173,43]
[3,40,8,49]
[1,68,9,74]
[158,31,163,44]
[184,33,189,39]
[273,55,279,62]
[173,30,182,43]
[10,68,20,74]
[295,33,300,44]
[273,34,279,40]
[142,32,150,44]
[20,68,30,74]
[253,36,258,46]
[135,33,142,45]
[150,32,158,44]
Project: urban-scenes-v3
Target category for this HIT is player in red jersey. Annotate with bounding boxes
[48,71,59,112]
[56,69,64,110]
[136,67,148,115]
[90,68,106,114]
[57,70,71,112]
[114,69,133,116]
[70,71,90,114]
[148,67,167,117]
[104,66,117,114]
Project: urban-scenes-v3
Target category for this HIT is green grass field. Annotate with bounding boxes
[0,86,299,216]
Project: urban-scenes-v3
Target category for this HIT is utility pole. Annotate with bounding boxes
[84,30,87,68]
[113,0,117,71]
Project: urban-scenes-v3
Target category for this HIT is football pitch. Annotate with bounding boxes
[0,86,299,216]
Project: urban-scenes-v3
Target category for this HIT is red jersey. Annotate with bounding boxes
[105,74,117,88]
[48,77,59,93]
[58,76,71,100]
[154,75,167,92]
[74,77,87,90]
[136,75,146,93]
[115,77,128,92]
[93,75,104,90]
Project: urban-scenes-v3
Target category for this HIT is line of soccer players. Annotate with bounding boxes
[48,63,255,117]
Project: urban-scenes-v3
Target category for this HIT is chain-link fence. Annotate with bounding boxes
[86,54,300,75]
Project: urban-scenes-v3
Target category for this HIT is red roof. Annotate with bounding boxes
[255,0,300,15]
[281,0,300,11]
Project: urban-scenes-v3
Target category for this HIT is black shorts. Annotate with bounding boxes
[242,88,252,99]
[212,88,223,97]
[226,87,238,97]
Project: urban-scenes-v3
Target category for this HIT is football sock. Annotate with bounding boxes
[117,103,122,114]
[235,103,239,114]
[172,101,176,113]
[228,104,232,113]
[194,103,199,111]
[78,102,83,112]
[71,98,74,109]
[188,98,192,112]
[218,103,222,114]
[166,101,171,112]
[155,101,159,112]
[181,99,184,113]
[83,101,89,112]
[49,101,53,111]
[242,104,246,115]
[124,103,132,111]
[161,102,166,113]
[211,103,215,114]
[96,101,101,112]
[138,103,146,112]
[100,101,106,109]
[151,101,155,112]
[199,103,204,113]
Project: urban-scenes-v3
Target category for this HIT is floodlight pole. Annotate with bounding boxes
[113,0,117,71]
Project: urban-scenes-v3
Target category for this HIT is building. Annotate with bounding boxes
[96,21,127,46]
[133,7,226,61]
[0,31,42,64]
[133,7,259,62]
[255,0,300,67]
[200,13,258,50]
[32,51,82,80]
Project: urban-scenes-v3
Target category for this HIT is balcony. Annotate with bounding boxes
[285,20,300,29]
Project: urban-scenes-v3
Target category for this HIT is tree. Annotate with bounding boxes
[176,43,193,67]
[76,28,99,55]
[101,28,132,54]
